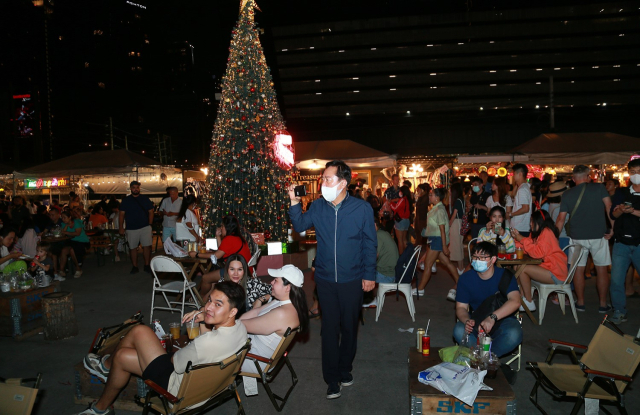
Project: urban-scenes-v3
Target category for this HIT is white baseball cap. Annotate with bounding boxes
[268,264,304,287]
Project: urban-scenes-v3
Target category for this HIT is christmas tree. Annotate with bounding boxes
[202,0,295,242]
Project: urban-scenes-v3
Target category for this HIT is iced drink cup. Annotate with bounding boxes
[187,319,200,340]
[169,322,181,339]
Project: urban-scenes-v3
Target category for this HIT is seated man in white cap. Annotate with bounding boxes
[239,264,309,374]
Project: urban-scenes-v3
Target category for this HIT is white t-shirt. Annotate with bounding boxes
[168,320,247,402]
[159,197,182,228]
[510,183,532,232]
[485,194,513,210]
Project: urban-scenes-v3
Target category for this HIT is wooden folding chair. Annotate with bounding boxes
[528,317,640,415]
[239,327,300,412]
[138,340,250,415]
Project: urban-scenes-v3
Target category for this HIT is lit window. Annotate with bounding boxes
[427,44,433,47]
[282,49,288,52]
[536,82,541,85]
[390,88,396,91]
[592,66,599,69]
[353,90,359,93]
[346,112,350,116]
[316,93,322,95]
[458,42,464,45]
[407,111,411,114]
[389,75,396,78]
[489,41,495,44]
[535,105,540,109]
[535,68,542,71]
[614,79,620,81]
[352,77,359,80]
[510,69,517,72]
[480,107,483,110]
[339,50,344,52]
[490,84,497,87]
[554,68,561,70]
[490,70,496,73]
[613,64,621,67]
[315,79,321,82]
[430,73,436,76]
[309,46,314,49]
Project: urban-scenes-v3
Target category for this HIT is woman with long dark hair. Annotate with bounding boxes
[239,265,309,374]
[448,182,465,274]
[191,215,252,297]
[389,184,412,254]
[511,210,567,312]
[176,194,201,243]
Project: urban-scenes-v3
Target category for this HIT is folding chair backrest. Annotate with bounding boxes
[263,327,299,373]
[173,340,250,412]
[467,238,478,263]
[563,244,586,286]
[581,324,640,393]
[398,245,421,285]
[151,256,185,274]
[247,246,260,267]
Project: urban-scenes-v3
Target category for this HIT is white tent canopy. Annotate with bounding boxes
[294,140,395,169]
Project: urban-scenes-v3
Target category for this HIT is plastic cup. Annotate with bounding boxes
[169,322,181,339]
[187,319,200,340]
[516,248,524,259]
[161,333,174,353]
[486,353,499,379]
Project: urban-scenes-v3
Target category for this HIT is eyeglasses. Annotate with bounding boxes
[322,176,339,185]
[471,255,492,261]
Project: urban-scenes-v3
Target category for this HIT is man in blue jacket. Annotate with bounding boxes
[288,160,377,400]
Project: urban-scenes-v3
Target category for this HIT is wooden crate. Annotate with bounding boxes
[73,363,148,412]
[0,282,60,340]
[409,348,516,415]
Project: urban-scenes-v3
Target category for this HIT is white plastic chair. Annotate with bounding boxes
[150,256,201,322]
[530,244,586,325]
[375,245,422,322]
[467,237,478,262]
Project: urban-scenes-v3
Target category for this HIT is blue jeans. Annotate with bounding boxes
[610,242,640,316]
[452,316,522,357]
[162,226,176,243]
[376,271,395,283]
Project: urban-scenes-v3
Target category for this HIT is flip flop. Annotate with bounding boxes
[626,291,640,298]
[309,308,320,318]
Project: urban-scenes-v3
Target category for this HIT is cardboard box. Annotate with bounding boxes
[74,363,148,412]
[409,348,516,415]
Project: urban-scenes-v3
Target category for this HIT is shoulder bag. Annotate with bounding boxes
[469,268,514,336]
[564,184,587,237]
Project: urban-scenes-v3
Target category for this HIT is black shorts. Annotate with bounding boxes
[142,353,174,390]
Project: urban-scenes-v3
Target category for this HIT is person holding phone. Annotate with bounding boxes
[477,206,516,253]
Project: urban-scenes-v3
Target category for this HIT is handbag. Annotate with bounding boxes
[564,184,586,237]
[469,269,514,336]
[460,204,471,236]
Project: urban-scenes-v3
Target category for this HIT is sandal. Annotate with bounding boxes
[309,308,320,318]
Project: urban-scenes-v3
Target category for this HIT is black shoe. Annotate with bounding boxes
[144,265,152,273]
[500,364,517,385]
[326,382,342,399]
[130,266,139,274]
[340,372,354,387]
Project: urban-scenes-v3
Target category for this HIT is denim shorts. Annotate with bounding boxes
[549,271,563,285]
[394,218,410,231]
[428,236,443,252]
[375,271,395,284]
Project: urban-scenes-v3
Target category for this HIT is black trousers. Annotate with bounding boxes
[316,278,363,384]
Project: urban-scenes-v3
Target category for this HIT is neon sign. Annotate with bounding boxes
[25,177,69,189]
[274,133,295,169]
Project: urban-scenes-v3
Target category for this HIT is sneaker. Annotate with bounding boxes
[75,403,115,415]
[431,264,437,273]
[362,298,377,308]
[519,298,537,312]
[340,373,354,387]
[447,289,457,302]
[598,305,613,314]
[144,265,152,273]
[326,382,342,399]
[74,270,83,279]
[54,274,66,282]
[575,304,586,312]
[130,266,139,274]
[411,288,424,296]
[609,312,628,324]
[83,353,110,382]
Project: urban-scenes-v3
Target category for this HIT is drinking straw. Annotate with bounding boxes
[425,319,431,336]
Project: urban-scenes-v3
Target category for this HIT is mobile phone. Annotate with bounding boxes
[294,185,307,197]
[205,238,218,251]
[495,222,502,230]
[624,201,633,207]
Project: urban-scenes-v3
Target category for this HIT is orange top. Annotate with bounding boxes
[515,228,568,281]
[89,213,108,228]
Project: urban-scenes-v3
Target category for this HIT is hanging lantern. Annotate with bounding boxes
[497,167,507,177]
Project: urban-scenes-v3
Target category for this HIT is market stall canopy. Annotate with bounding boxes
[508,132,640,165]
[295,140,395,169]
[13,149,163,178]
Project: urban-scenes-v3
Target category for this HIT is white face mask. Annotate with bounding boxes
[322,182,342,202]
[630,174,640,185]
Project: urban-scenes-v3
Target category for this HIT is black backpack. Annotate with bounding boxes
[395,243,419,283]
[469,269,514,336]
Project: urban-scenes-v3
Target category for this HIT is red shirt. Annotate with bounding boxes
[219,235,252,271]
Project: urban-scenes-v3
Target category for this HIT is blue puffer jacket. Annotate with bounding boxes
[289,194,377,283]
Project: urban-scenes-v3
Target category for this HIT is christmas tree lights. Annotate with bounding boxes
[202,0,294,241]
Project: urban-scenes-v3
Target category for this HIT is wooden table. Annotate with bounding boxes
[0,282,60,339]
[166,256,214,306]
[497,255,543,325]
[40,235,71,244]
[409,347,516,415]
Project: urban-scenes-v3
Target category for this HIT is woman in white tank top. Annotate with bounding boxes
[240,265,309,373]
